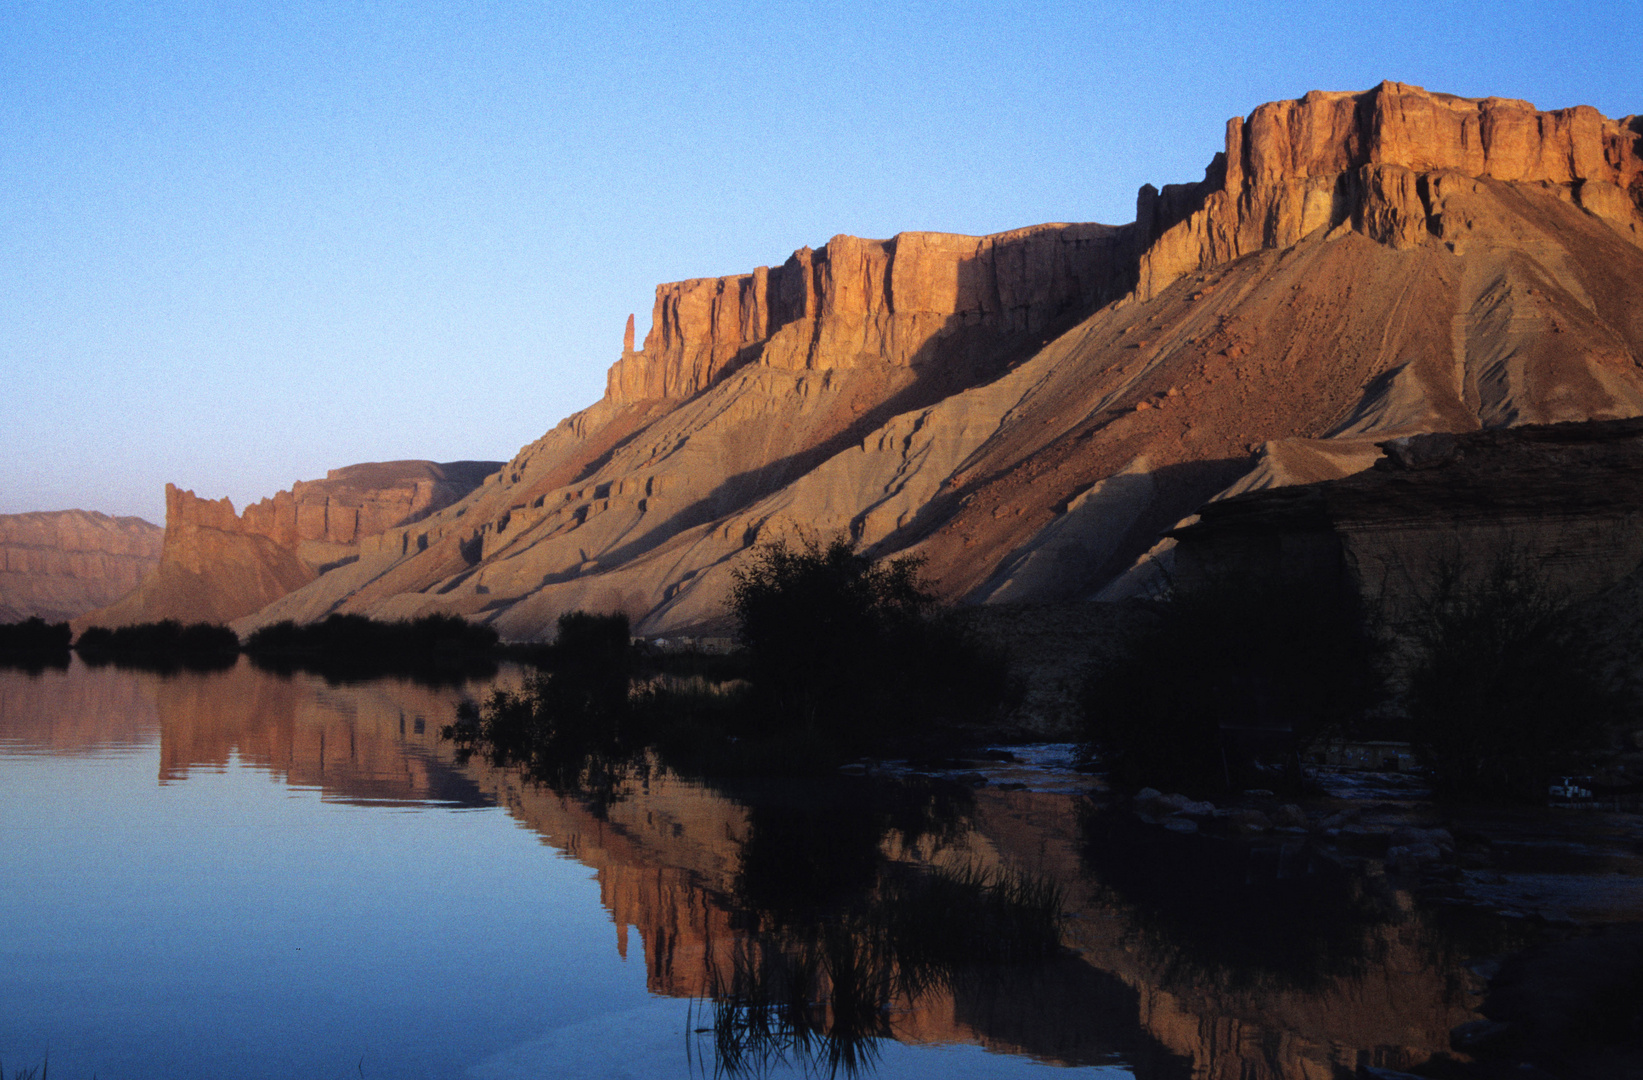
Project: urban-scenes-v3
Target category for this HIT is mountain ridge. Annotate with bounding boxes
[103,81,1643,640]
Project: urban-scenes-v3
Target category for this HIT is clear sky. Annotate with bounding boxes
[3,0,1635,522]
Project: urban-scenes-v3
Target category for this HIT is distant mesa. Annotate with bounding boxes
[74,460,501,632]
[0,510,162,623]
[93,82,1643,641]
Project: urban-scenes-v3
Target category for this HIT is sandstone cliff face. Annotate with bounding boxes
[79,461,499,630]
[222,83,1643,640]
[174,460,500,558]
[1135,82,1643,299]
[604,222,1132,404]
[0,510,162,622]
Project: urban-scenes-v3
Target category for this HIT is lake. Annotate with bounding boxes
[0,658,1565,1078]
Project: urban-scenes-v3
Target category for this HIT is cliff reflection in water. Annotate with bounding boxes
[17,661,1493,1078]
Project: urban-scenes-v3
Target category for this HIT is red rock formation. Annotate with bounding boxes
[605,222,1131,403]
[0,510,163,622]
[1136,82,1643,297]
[76,461,499,630]
[196,461,498,550]
[222,84,1643,642]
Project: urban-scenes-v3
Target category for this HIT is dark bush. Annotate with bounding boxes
[72,620,239,673]
[729,537,1010,749]
[1080,574,1377,794]
[74,620,239,655]
[246,612,497,657]
[442,543,1011,786]
[244,613,499,685]
[0,616,72,653]
[1399,560,1620,801]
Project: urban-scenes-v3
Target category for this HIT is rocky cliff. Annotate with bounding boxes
[1135,84,1643,299]
[0,510,162,623]
[604,222,1133,403]
[208,81,1643,640]
[78,460,499,630]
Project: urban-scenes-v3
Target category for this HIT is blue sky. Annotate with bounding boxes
[2,0,1636,521]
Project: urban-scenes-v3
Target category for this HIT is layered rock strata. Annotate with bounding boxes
[217,82,1643,639]
[1135,83,1643,298]
[0,510,162,622]
[605,223,1133,403]
[79,460,499,630]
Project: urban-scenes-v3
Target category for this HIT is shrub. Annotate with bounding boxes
[0,617,72,652]
[71,620,239,673]
[74,620,239,655]
[729,537,1009,748]
[245,612,498,658]
[443,611,640,799]
[1080,574,1377,794]
[1399,560,1619,801]
[244,613,499,685]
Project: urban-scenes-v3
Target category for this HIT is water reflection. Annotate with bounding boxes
[78,645,237,677]
[430,672,1508,1077]
[246,647,498,688]
[702,783,1064,1078]
[0,658,156,753]
[0,661,1519,1079]
[0,651,70,676]
[148,659,494,805]
[1079,807,1389,992]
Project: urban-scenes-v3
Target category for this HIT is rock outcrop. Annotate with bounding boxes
[0,510,162,622]
[78,460,499,630]
[1135,82,1643,299]
[604,223,1133,404]
[1170,417,1643,625]
[203,83,1643,639]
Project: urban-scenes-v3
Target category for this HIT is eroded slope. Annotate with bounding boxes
[240,82,1643,639]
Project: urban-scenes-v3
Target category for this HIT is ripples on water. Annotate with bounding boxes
[0,658,1611,1079]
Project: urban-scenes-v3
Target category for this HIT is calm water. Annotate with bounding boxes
[1,659,1510,1079]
